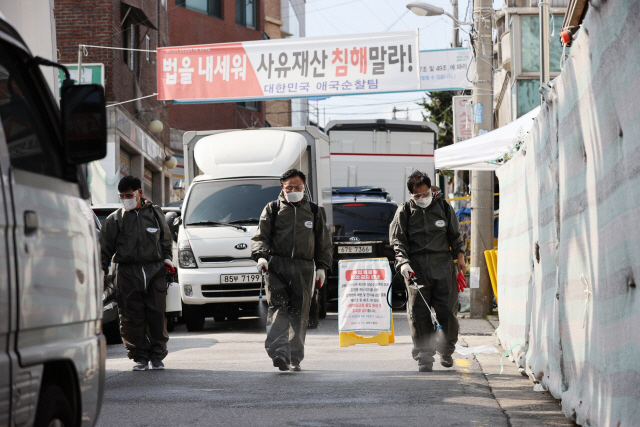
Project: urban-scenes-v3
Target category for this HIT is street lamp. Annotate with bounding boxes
[406,1,471,25]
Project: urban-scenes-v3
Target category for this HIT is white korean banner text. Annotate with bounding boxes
[157,31,420,102]
[419,48,473,91]
[338,258,392,332]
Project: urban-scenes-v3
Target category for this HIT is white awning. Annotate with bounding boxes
[434,106,540,171]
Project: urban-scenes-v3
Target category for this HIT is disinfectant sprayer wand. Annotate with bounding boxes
[409,275,442,330]
[259,268,266,299]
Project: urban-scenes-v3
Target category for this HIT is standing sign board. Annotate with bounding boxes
[58,64,105,98]
[452,95,473,143]
[338,258,392,332]
[419,48,473,91]
[157,31,420,103]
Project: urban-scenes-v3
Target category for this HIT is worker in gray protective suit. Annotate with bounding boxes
[251,169,332,372]
[389,171,466,372]
[100,176,175,371]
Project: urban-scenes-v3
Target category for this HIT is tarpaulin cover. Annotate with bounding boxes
[494,0,640,425]
[434,106,540,171]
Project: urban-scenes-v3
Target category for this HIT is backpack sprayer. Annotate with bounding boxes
[386,271,441,330]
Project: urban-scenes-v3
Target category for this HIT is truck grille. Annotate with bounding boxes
[202,290,261,298]
[202,284,259,291]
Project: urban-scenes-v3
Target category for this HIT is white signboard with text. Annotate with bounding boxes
[452,95,473,143]
[419,48,473,91]
[338,258,392,332]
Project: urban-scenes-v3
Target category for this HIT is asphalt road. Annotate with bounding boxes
[97,311,509,427]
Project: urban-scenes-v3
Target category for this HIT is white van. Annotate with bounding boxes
[0,17,107,426]
[176,127,332,331]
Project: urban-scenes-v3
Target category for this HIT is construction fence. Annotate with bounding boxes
[494,0,640,425]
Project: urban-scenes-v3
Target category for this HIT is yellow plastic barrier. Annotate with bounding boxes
[339,311,395,347]
[484,249,498,305]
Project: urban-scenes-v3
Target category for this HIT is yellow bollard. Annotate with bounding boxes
[339,310,395,347]
[484,249,498,305]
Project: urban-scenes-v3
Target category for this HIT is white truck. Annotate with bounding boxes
[176,127,332,331]
[325,119,438,203]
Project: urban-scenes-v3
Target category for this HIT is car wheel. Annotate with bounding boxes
[102,319,122,345]
[34,383,75,427]
[318,285,327,319]
[183,303,205,332]
[166,316,175,332]
[213,315,225,323]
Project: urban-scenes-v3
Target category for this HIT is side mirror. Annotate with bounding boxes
[61,84,107,164]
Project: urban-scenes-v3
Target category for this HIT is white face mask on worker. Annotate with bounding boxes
[285,191,304,203]
[414,196,432,208]
[122,198,138,211]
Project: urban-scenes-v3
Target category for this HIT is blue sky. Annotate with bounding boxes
[298,0,502,127]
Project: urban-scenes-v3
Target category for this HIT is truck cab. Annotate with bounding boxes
[176,127,332,331]
[0,15,107,427]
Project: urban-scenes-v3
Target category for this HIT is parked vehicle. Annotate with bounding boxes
[328,187,404,304]
[0,15,107,426]
[177,127,332,331]
[326,119,438,204]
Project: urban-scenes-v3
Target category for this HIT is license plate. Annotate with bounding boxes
[220,274,262,283]
[338,245,372,254]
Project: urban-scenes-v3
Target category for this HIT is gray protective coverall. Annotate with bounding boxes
[100,200,173,362]
[251,193,332,364]
[389,191,464,364]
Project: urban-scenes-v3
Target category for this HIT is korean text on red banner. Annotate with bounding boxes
[157,31,420,103]
[338,258,392,332]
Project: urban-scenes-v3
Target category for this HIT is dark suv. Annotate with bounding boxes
[326,187,399,302]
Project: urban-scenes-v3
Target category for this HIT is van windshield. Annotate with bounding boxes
[333,203,397,237]
[185,179,281,225]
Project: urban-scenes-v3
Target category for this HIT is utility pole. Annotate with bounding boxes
[392,106,397,119]
[539,1,550,99]
[452,0,459,48]
[470,0,494,318]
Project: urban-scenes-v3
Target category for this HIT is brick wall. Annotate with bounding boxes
[168,0,266,131]
[54,0,170,145]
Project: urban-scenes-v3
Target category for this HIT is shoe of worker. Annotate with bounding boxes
[132,360,149,371]
[418,362,433,372]
[441,354,454,368]
[273,355,289,371]
[151,359,165,370]
[290,360,301,372]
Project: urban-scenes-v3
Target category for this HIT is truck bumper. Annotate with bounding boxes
[178,266,263,305]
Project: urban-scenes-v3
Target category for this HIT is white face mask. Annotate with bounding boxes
[414,196,432,208]
[122,197,138,211]
[285,191,304,203]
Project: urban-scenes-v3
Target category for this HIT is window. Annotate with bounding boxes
[177,0,222,18]
[236,0,257,28]
[0,42,64,177]
[121,18,137,71]
[516,79,540,118]
[520,15,563,73]
[145,35,150,61]
[237,101,259,111]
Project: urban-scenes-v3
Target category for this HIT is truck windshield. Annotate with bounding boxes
[185,179,281,225]
[333,203,397,237]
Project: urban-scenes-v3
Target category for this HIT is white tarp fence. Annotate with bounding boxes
[494,0,640,424]
[434,106,540,171]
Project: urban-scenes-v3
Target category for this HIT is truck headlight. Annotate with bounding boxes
[179,239,197,268]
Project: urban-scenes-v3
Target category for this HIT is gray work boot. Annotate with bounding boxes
[132,360,149,371]
[441,354,454,368]
[418,362,433,372]
[151,359,165,370]
[290,360,301,371]
[273,355,289,371]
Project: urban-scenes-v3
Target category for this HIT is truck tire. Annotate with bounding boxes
[319,285,327,319]
[183,303,205,332]
[102,319,122,345]
[34,383,75,427]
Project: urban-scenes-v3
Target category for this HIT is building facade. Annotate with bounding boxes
[493,0,569,128]
[54,0,174,206]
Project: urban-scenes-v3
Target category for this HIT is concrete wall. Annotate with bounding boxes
[495,0,640,425]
